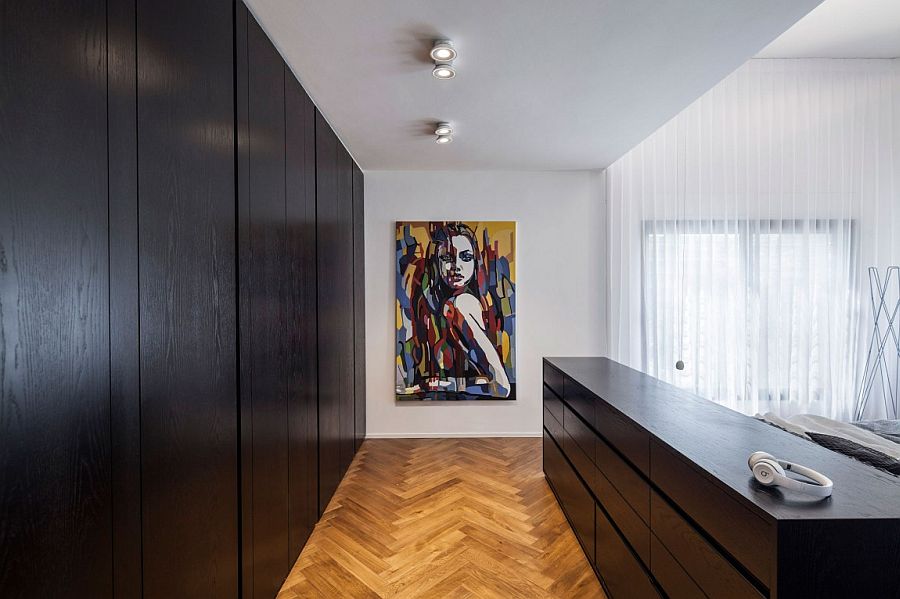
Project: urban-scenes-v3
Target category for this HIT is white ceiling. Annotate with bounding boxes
[246,0,822,171]
[757,0,900,58]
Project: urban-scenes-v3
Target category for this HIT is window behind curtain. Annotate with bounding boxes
[641,219,858,418]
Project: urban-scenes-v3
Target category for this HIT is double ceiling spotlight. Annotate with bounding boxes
[434,122,453,144]
[429,41,456,144]
[431,40,457,79]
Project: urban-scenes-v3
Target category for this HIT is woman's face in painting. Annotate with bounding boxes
[438,234,475,290]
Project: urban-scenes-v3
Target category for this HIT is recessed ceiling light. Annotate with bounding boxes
[435,135,452,144]
[430,40,457,63]
[434,122,452,136]
[432,64,456,79]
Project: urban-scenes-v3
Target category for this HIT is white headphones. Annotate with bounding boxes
[748,451,833,498]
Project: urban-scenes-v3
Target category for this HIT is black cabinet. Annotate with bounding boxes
[543,431,595,565]
[285,48,320,563]
[136,0,239,596]
[336,144,357,477]
[544,357,900,599]
[352,163,366,451]
[1,1,363,596]
[108,0,142,594]
[240,12,292,598]
[0,1,112,597]
[316,112,358,513]
[595,505,660,599]
[239,5,350,594]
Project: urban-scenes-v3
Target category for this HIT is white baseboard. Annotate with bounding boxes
[364,431,542,439]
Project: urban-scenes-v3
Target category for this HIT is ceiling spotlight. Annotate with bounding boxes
[435,135,452,144]
[434,122,452,136]
[432,64,456,79]
[429,40,457,63]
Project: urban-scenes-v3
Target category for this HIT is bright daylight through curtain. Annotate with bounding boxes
[606,59,900,420]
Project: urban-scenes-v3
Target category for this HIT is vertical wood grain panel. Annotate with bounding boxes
[235,3,254,596]
[336,144,355,476]
[315,111,342,513]
[0,1,113,596]
[136,0,238,595]
[285,68,319,559]
[108,0,143,595]
[245,13,291,598]
[352,162,366,451]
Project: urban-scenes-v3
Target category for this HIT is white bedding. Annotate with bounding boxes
[757,412,900,461]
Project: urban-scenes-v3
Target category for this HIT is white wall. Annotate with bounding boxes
[365,170,607,437]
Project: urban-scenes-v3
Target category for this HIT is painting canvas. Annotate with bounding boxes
[396,221,516,400]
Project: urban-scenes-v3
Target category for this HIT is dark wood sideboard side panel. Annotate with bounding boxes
[775,520,900,599]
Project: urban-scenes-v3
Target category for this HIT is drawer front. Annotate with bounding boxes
[651,492,763,599]
[543,404,564,445]
[543,429,563,491]
[562,404,595,464]
[564,378,596,431]
[543,431,595,565]
[650,440,772,586]
[650,534,706,599]
[560,427,597,497]
[595,432,649,524]
[596,400,649,475]
[592,468,650,565]
[543,361,565,399]
[595,504,661,599]
[543,382,564,424]
[557,412,650,566]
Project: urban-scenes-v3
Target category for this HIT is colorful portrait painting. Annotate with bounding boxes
[396,221,516,401]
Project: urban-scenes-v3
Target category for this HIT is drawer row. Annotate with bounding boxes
[543,429,660,599]
[543,379,766,599]
[543,361,773,585]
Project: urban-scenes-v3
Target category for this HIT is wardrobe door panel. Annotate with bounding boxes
[0,1,112,596]
[235,4,254,595]
[352,162,366,451]
[245,14,291,598]
[316,111,342,513]
[285,70,319,558]
[136,0,238,596]
[336,144,356,475]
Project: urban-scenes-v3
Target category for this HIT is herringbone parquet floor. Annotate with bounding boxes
[277,438,606,598]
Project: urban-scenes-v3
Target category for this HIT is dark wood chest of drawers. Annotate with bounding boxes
[543,357,900,599]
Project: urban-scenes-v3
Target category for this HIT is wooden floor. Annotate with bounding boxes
[277,437,606,598]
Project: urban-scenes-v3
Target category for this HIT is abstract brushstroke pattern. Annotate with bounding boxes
[396,221,516,400]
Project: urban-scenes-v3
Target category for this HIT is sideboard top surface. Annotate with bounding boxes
[544,356,900,522]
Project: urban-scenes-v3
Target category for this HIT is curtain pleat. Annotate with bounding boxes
[606,58,900,420]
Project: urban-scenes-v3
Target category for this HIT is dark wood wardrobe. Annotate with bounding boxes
[0,0,365,597]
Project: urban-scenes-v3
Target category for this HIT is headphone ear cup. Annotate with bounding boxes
[748,451,775,469]
[752,459,784,486]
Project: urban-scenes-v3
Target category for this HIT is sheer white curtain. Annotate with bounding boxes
[606,59,900,420]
